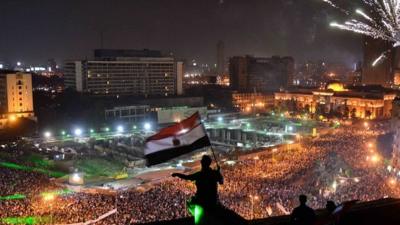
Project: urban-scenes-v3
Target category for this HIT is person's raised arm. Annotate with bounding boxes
[216,167,224,185]
[172,172,197,181]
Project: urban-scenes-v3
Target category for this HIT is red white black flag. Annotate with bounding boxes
[144,112,211,166]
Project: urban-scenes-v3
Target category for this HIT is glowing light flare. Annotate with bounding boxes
[144,122,151,131]
[43,131,52,139]
[389,178,397,186]
[117,125,124,133]
[9,115,17,122]
[42,193,55,202]
[1,216,50,225]
[0,194,26,201]
[370,154,381,163]
[74,128,83,136]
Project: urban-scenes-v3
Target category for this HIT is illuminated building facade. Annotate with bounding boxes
[0,72,35,128]
[64,49,183,97]
[232,92,275,114]
[275,82,396,119]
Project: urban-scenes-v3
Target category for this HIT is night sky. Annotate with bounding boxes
[0,0,362,66]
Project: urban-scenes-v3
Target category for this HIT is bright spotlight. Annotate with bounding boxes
[42,193,55,202]
[144,122,151,131]
[117,125,124,133]
[43,131,52,139]
[217,117,223,122]
[9,115,17,122]
[74,128,83,136]
[371,154,380,163]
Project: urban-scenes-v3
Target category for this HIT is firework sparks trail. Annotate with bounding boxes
[326,0,400,46]
[325,0,400,64]
[323,0,350,14]
[372,52,387,66]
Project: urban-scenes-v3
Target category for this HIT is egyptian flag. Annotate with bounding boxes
[145,112,211,166]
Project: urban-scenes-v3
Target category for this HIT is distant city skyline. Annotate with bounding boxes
[0,0,361,66]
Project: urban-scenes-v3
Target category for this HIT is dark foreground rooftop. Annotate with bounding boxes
[140,198,400,225]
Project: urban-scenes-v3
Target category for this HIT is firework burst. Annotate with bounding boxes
[326,0,400,46]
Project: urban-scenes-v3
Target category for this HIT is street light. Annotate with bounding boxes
[43,131,52,139]
[144,122,152,131]
[117,125,124,133]
[217,116,223,122]
[74,128,83,137]
[9,115,17,122]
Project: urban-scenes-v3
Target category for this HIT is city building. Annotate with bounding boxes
[275,82,396,119]
[232,92,275,114]
[229,55,294,92]
[102,96,205,124]
[362,36,396,87]
[217,41,225,76]
[105,105,150,123]
[64,49,184,97]
[0,71,35,128]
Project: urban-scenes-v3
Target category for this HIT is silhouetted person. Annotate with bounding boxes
[326,201,336,214]
[290,195,316,225]
[315,201,337,225]
[172,155,223,208]
[172,155,246,225]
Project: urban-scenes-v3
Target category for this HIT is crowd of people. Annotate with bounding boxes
[1,121,399,224]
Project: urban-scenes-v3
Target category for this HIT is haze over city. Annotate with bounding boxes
[0,0,361,65]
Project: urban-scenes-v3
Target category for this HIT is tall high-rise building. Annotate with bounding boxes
[217,41,225,76]
[64,49,184,97]
[362,36,394,87]
[229,55,294,92]
[0,71,35,128]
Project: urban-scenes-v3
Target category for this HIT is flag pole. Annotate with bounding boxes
[210,145,220,168]
[200,112,220,168]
